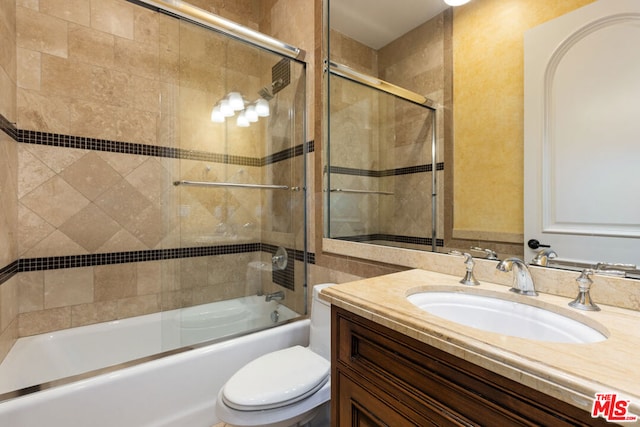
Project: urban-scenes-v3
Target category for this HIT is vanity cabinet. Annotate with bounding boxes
[331,306,608,426]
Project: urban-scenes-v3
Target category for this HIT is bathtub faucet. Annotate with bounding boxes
[265,291,285,302]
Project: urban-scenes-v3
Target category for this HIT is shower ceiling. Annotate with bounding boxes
[330,0,450,49]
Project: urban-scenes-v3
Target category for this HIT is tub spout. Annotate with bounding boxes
[496,257,538,296]
[265,291,284,302]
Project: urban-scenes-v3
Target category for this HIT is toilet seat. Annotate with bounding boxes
[222,345,330,411]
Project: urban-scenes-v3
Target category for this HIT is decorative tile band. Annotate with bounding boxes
[0,113,313,166]
[0,260,19,287]
[329,162,444,177]
[0,244,315,287]
[0,115,18,141]
[335,234,444,248]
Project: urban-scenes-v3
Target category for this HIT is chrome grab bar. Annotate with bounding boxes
[174,180,289,190]
[329,188,394,195]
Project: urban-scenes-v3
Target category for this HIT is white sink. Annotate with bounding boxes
[407,291,607,344]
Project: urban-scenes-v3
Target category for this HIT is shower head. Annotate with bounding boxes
[258,86,273,101]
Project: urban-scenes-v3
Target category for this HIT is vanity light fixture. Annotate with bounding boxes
[211,106,225,123]
[255,98,270,117]
[227,91,245,111]
[236,111,250,127]
[444,0,470,6]
[210,92,270,126]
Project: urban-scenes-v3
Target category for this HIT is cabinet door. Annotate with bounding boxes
[336,372,439,427]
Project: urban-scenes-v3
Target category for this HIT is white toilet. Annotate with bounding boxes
[215,283,335,427]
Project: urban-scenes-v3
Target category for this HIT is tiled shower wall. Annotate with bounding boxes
[0,0,18,362]
[0,0,310,359]
[328,12,449,249]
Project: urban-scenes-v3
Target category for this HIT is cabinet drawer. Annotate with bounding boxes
[333,306,608,427]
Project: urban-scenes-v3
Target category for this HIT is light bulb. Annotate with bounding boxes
[255,99,270,117]
[227,92,245,111]
[211,106,225,123]
[245,105,259,122]
[444,0,470,5]
[220,100,234,117]
[236,112,250,127]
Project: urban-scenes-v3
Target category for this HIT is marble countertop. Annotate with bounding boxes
[320,269,640,419]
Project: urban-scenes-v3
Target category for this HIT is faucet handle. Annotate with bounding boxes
[568,269,600,311]
[470,246,498,260]
[595,262,637,278]
[449,251,480,286]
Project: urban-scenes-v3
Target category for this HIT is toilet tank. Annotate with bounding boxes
[308,283,335,361]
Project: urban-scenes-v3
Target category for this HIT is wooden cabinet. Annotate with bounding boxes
[331,306,608,427]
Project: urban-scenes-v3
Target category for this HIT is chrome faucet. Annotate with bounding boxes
[496,257,538,296]
[530,248,557,266]
[265,291,285,302]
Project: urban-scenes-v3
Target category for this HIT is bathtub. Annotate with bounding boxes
[0,297,307,427]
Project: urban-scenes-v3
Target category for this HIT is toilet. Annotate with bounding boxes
[215,283,334,427]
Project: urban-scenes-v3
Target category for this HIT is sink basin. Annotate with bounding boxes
[407,291,607,344]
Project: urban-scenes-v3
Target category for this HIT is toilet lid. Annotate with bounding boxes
[222,345,330,411]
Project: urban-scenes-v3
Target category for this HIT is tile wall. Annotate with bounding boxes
[0,0,18,362]
[0,0,314,366]
[327,12,448,250]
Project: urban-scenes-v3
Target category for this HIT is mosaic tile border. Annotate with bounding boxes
[0,245,314,287]
[0,113,313,167]
[336,234,444,248]
[329,162,444,177]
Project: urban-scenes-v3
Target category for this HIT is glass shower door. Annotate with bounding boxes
[159,11,307,350]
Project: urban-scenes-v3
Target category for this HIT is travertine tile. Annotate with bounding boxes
[94,178,151,231]
[0,318,17,363]
[90,66,130,108]
[117,294,160,319]
[17,270,44,313]
[16,47,40,90]
[114,36,159,80]
[21,175,90,228]
[16,6,68,58]
[94,263,137,302]
[136,261,162,295]
[40,54,92,100]
[16,88,70,133]
[71,300,118,327]
[18,202,55,255]
[59,151,122,201]
[68,99,119,141]
[18,306,71,336]
[44,267,93,309]
[125,158,168,205]
[90,0,134,40]
[96,229,147,254]
[17,145,55,198]
[133,5,158,45]
[0,275,18,331]
[25,143,88,174]
[68,23,115,68]
[40,0,90,27]
[23,229,88,258]
[59,204,120,252]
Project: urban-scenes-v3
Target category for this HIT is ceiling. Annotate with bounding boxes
[329,0,450,49]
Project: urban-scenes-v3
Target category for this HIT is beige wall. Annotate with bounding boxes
[0,0,18,361]
[452,0,597,241]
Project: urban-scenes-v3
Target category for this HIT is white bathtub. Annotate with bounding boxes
[0,297,306,426]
